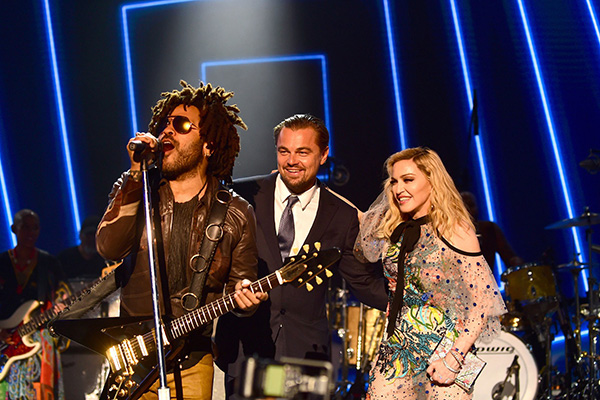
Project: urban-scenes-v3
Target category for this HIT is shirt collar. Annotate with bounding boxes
[275,174,319,211]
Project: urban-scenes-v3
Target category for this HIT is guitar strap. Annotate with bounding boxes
[182,185,232,312]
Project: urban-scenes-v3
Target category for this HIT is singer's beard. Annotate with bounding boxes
[162,141,204,181]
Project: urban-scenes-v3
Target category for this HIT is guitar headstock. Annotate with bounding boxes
[278,243,341,291]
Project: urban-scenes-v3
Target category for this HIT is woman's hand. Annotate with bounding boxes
[426,354,460,386]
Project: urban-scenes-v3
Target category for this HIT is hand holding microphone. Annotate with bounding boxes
[127,132,162,168]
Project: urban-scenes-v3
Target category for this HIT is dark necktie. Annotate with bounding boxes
[278,195,299,260]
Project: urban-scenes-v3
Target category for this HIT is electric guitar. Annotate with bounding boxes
[0,262,120,381]
[52,244,342,400]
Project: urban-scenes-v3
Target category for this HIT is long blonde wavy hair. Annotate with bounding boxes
[379,147,474,240]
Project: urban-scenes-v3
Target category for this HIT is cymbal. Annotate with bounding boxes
[546,210,600,229]
[557,261,590,269]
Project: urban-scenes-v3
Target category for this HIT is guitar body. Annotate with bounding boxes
[0,300,43,381]
[53,316,184,400]
[99,339,187,400]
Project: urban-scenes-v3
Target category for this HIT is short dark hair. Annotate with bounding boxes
[12,209,39,231]
[273,114,329,152]
[148,80,247,182]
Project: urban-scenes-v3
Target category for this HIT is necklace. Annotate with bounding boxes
[9,248,37,294]
[9,248,36,272]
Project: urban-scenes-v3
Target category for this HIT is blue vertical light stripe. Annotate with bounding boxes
[122,0,207,137]
[201,54,334,155]
[448,0,501,280]
[449,0,474,108]
[586,0,600,47]
[515,0,587,290]
[381,0,408,149]
[0,122,15,248]
[42,0,81,240]
[121,6,139,135]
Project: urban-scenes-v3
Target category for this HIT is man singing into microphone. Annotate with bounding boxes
[62,81,264,399]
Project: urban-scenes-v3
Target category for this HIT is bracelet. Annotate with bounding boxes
[449,349,465,366]
[442,355,461,374]
[129,170,142,182]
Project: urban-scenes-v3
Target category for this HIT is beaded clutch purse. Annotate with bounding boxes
[428,335,486,392]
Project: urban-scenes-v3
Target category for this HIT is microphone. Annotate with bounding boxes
[129,140,148,152]
[128,140,162,153]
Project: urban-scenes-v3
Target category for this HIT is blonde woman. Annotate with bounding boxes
[355,147,506,399]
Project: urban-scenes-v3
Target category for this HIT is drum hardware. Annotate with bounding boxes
[492,355,520,400]
[501,311,530,332]
[474,331,539,400]
[547,206,600,398]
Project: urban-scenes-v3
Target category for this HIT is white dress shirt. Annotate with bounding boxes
[274,174,320,257]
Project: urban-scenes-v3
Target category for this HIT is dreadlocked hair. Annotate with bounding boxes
[148,80,247,183]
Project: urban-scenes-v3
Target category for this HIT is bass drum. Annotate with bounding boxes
[473,331,538,400]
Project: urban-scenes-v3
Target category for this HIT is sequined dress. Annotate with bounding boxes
[366,221,506,400]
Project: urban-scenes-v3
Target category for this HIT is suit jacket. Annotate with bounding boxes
[216,173,387,365]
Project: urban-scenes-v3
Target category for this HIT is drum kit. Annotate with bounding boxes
[330,208,600,400]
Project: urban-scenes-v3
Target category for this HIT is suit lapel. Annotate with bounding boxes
[304,184,338,246]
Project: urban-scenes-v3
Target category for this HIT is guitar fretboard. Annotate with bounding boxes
[17,269,116,337]
[133,272,283,355]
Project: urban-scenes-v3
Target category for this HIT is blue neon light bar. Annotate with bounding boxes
[0,119,15,248]
[447,0,501,280]
[586,0,600,48]
[201,54,334,155]
[515,0,587,290]
[382,0,408,150]
[42,0,81,240]
[121,0,200,135]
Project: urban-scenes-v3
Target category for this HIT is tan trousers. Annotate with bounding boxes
[140,353,214,400]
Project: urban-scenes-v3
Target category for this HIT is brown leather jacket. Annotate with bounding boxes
[96,170,258,319]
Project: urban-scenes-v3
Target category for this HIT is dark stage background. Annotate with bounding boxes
[1,0,599,388]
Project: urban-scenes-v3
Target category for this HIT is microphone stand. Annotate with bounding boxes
[140,156,170,400]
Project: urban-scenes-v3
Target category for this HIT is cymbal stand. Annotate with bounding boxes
[537,317,554,400]
[585,275,599,399]
[584,221,599,398]
[570,268,585,360]
[332,281,351,399]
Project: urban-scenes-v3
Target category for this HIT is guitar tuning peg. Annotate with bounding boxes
[315,276,323,285]
[314,242,321,251]
[303,244,309,253]
[306,283,314,292]
[325,269,333,278]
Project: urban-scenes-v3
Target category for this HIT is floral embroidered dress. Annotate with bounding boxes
[366,220,506,400]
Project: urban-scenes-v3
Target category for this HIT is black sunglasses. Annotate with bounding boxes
[164,116,198,135]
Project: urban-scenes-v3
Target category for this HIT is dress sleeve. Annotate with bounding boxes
[424,243,507,344]
[354,192,388,263]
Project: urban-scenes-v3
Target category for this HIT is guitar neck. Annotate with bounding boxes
[17,269,116,337]
[169,271,281,340]
[129,272,282,358]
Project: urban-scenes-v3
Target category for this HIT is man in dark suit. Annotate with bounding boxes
[215,114,387,395]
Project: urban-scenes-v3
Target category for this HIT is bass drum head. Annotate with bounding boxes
[473,331,538,400]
